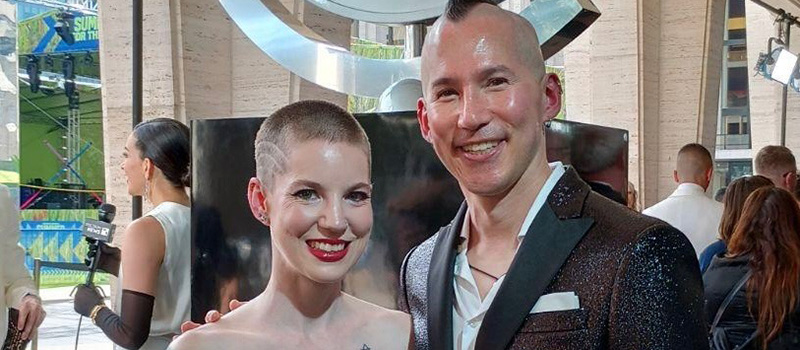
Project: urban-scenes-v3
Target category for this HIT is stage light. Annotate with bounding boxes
[44,55,54,70]
[83,52,94,66]
[62,54,75,80]
[68,91,80,110]
[26,55,40,93]
[55,11,76,45]
[771,48,798,84]
[755,37,800,86]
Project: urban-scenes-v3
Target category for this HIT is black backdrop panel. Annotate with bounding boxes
[190,113,462,322]
[190,114,628,322]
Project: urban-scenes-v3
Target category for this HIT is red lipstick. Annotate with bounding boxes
[306,238,350,263]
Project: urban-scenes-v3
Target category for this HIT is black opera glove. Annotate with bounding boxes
[73,283,105,318]
[85,239,121,276]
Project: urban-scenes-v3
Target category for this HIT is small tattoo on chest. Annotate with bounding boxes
[360,345,371,350]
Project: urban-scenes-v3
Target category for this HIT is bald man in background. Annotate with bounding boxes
[643,143,723,256]
[754,145,797,194]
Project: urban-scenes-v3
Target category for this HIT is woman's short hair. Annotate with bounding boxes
[133,118,191,188]
[254,100,370,187]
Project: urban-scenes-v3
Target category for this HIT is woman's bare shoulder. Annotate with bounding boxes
[169,324,240,350]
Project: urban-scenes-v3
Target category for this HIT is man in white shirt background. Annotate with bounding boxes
[1,184,46,345]
[643,143,723,256]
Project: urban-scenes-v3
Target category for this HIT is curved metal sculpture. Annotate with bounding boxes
[219,0,600,97]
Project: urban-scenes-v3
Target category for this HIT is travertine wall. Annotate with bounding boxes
[99,0,350,233]
[563,0,725,207]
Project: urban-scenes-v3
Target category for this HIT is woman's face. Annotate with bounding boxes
[263,140,372,284]
[120,133,146,196]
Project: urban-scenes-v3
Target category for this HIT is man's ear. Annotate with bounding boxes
[673,170,680,184]
[542,73,563,122]
[417,97,432,144]
[247,177,269,225]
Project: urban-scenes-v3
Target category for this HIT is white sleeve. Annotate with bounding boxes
[1,185,37,308]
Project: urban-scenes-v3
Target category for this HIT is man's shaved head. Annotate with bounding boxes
[415,0,563,198]
[420,0,546,98]
[675,143,714,189]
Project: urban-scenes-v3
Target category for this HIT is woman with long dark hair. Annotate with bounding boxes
[704,187,800,349]
[73,118,191,350]
[698,175,774,272]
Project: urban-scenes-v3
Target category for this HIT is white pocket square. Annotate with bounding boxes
[530,292,580,314]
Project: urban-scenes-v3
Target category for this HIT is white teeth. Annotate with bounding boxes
[463,141,499,154]
[310,242,346,252]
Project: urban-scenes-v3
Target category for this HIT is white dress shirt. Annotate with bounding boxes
[642,183,723,256]
[452,162,565,350]
[0,185,37,346]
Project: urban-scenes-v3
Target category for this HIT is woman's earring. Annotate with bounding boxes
[144,179,151,203]
[259,213,268,224]
[542,120,552,134]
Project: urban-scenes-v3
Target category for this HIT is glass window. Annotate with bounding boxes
[729,0,746,18]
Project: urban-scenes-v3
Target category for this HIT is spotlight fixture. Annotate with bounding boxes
[44,55,54,70]
[62,54,75,80]
[83,52,94,66]
[755,38,799,85]
[68,91,80,110]
[770,48,797,84]
[26,55,40,93]
[54,11,75,45]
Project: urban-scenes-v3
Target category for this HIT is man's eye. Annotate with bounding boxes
[436,89,458,100]
[293,189,319,201]
[487,77,509,87]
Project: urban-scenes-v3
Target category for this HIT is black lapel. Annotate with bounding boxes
[427,202,466,350]
[475,167,594,350]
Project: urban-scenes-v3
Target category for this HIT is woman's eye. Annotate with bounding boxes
[346,191,370,204]
[293,189,319,201]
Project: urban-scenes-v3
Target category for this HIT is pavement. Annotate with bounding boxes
[29,285,114,350]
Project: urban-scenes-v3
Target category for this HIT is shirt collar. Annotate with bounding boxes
[673,183,707,196]
[458,162,566,249]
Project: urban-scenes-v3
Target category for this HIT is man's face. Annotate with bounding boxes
[417,10,560,197]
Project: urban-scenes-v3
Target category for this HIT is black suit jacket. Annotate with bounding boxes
[399,167,708,350]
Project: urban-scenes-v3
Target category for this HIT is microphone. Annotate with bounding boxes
[83,203,116,286]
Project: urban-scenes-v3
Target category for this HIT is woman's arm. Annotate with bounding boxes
[74,217,166,349]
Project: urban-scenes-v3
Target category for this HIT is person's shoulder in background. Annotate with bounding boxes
[698,240,726,274]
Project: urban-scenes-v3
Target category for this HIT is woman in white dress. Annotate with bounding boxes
[170,100,411,350]
[74,118,191,350]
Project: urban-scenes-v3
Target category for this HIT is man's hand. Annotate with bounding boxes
[17,294,45,340]
[178,299,246,335]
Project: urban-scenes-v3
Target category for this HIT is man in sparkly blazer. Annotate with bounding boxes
[398,1,708,349]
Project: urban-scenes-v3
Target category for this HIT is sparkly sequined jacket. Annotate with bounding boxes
[399,167,708,350]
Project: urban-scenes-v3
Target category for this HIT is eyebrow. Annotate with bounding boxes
[429,65,517,91]
[476,65,516,82]
[289,180,372,191]
[347,182,372,192]
[430,77,458,92]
